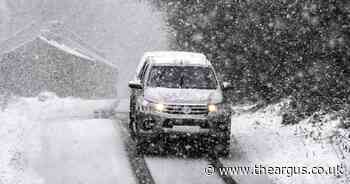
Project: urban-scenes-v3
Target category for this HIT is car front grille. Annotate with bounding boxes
[163,104,208,115]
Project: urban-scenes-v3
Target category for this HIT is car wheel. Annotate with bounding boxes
[216,143,230,157]
[212,136,230,157]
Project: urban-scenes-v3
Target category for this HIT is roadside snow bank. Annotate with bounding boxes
[0,98,43,184]
[22,96,118,121]
[0,96,117,184]
[223,101,350,184]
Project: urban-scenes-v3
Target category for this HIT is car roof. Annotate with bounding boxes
[143,51,211,66]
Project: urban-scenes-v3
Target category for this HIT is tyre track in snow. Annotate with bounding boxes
[113,112,238,184]
[113,114,155,184]
[207,156,238,184]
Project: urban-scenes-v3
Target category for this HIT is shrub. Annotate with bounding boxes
[151,0,350,118]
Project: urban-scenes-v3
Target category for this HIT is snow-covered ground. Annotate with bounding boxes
[145,157,224,184]
[1,95,349,184]
[223,101,350,184]
[0,97,43,184]
[0,95,134,184]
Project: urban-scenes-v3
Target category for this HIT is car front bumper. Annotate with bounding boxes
[135,110,231,138]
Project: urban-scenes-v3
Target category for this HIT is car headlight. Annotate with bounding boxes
[154,103,165,112]
[140,99,165,113]
[208,103,231,114]
[208,104,218,112]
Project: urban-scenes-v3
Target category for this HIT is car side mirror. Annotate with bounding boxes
[128,80,143,89]
[222,81,234,91]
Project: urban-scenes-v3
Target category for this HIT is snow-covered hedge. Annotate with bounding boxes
[151,0,350,118]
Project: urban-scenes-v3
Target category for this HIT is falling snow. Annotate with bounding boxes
[1,0,350,184]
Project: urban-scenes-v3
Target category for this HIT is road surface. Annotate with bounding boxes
[24,98,228,184]
[9,97,275,184]
[23,99,133,184]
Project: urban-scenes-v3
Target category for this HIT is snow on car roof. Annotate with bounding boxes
[144,51,211,66]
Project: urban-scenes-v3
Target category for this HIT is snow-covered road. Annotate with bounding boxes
[113,99,272,184]
[145,157,224,184]
[18,98,135,184]
[0,97,138,184]
[2,97,346,184]
[1,97,230,184]
[36,118,135,184]
[114,99,226,184]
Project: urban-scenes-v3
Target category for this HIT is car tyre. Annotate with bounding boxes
[211,134,230,158]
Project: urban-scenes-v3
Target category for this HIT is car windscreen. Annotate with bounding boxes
[147,65,218,89]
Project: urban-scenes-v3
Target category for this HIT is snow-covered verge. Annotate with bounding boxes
[0,97,43,184]
[223,101,350,184]
[0,94,117,184]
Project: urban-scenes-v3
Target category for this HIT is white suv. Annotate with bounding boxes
[128,51,232,156]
